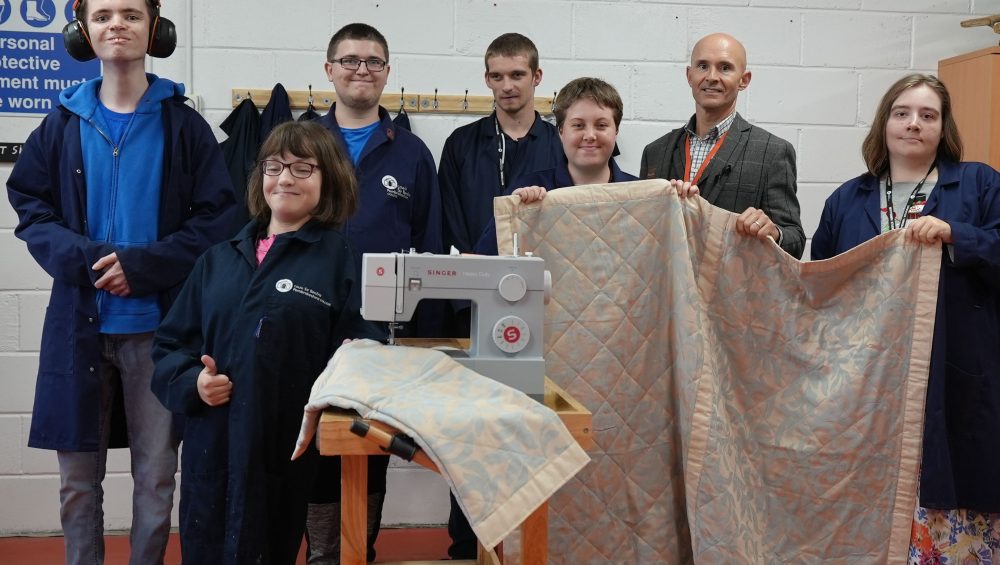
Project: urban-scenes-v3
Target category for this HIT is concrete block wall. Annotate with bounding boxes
[1,0,998,534]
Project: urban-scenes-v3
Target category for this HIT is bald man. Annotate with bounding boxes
[640,33,805,258]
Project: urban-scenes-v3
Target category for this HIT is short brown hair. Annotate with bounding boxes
[552,77,623,130]
[484,33,539,73]
[247,121,358,228]
[327,23,389,62]
[77,0,155,27]
[862,73,963,177]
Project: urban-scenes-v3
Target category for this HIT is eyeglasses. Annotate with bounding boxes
[261,160,318,179]
[330,57,387,72]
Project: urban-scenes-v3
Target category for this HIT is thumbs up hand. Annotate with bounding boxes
[197,354,233,406]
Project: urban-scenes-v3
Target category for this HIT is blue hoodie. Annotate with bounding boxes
[59,74,176,334]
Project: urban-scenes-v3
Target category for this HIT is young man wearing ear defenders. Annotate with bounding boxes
[5,1,235,563]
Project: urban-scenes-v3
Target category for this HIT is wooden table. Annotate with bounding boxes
[317,368,592,565]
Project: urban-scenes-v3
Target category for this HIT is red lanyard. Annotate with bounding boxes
[684,131,729,185]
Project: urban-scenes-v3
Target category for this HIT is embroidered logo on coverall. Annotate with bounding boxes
[382,175,410,200]
[275,278,331,306]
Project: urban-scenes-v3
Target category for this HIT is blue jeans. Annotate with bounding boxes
[57,333,178,565]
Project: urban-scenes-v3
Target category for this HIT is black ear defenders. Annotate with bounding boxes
[62,0,177,62]
[62,16,96,62]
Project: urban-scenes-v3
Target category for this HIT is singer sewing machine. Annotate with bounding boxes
[361,249,550,400]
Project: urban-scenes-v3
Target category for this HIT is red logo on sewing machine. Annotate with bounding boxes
[376,267,385,276]
[503,326,521,343]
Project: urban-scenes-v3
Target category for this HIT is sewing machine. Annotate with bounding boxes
[361,249,550,400]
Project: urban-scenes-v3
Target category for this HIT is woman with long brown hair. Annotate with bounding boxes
[812,74,1000,561]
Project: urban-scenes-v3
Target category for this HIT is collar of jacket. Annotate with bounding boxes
[553,157,630,187]
[858,158,962,192]
[480,111,546,140]
[683,111,747,139]
[232,218,329,266]
[231,218,328,250]
[323,104,397,142]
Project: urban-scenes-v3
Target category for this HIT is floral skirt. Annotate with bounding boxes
[909,505,1000,564]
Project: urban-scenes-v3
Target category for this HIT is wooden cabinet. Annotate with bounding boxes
[939,47,1000,170]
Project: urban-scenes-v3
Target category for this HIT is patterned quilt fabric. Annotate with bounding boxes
[493,179,942,564]
[296,339,590,550]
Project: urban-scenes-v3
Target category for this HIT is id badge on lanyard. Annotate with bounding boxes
[684,131,728,185]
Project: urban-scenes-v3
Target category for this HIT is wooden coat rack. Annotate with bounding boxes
[231,88,556,116]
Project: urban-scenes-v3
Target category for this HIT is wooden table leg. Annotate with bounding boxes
[521,500,548,565]
[340,455,368,565]
[478,540,504,565]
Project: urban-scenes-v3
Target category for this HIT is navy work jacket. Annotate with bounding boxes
[152,220,386,563]
[318,105,442,257]
[7,97,236,451]
[474,158,637,255]
[811,160,1000,512]
[438,112,563,253]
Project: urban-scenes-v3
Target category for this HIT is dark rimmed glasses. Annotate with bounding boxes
[261,160,318,179]
[330,57,387,72]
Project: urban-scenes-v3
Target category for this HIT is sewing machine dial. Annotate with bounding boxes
[498,273,527,302]
[492,315,530,353]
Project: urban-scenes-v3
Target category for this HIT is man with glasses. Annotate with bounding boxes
[318,23,441,262]
[309,22,442,564]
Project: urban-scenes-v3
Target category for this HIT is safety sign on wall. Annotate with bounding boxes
[0,0,100,115]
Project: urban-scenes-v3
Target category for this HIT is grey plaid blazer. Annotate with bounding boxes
[639,113,805,259]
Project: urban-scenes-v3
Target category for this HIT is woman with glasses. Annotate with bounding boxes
[811,74,1000,562]
[152,120,386,564]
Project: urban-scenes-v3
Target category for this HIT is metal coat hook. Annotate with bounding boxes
[462,89,469,111]
[307,84,314,106]
[433,88,439,110]
[400,86,405,111]
[551,91,556,113]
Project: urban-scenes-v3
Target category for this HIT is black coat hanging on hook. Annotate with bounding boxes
[393,86,411,131]
[299,84,320,122]
[219,97,261,233]
[392,108,411,131]
[260,83,293,142]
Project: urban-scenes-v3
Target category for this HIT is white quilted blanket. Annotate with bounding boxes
[294,339,590,550]
[493,179,940,563]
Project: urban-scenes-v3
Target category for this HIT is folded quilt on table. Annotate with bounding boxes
[295,339,590,550]
[493,179,941,564]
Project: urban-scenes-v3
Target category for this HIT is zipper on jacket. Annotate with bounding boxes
[88,112,138,242]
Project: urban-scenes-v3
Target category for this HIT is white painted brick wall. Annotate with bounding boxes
[0,356,38,415]
[688,8,803,66]
[803,12,913,69]
[749,68,860,125]
[1,0,997,535]
[0,294,18,352]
